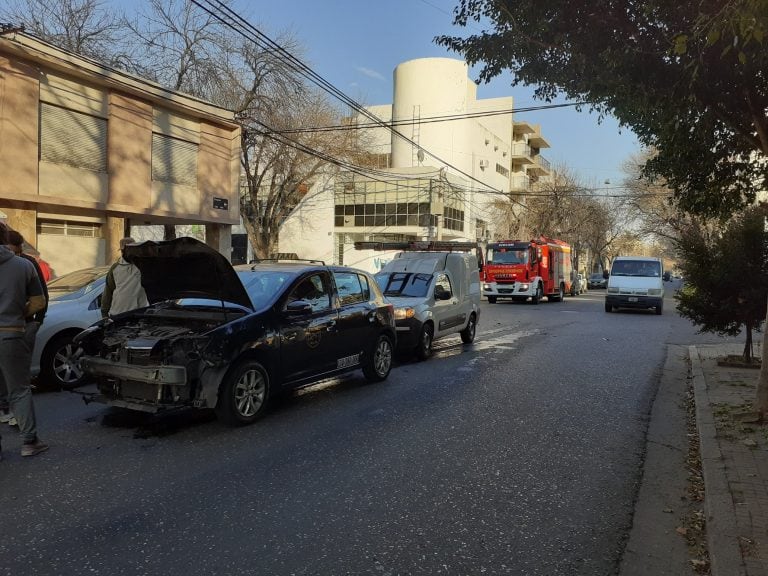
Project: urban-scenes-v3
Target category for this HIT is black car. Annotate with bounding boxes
[587,273,607,289]
[77,238,397,426]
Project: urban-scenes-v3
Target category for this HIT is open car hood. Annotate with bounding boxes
[124,237,253,310]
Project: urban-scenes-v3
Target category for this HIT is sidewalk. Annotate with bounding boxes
[693,343,767,576]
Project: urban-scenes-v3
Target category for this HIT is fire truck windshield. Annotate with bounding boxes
[374,272,432,298]
[487,247,528,265]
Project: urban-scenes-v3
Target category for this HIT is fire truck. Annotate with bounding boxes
[482,237,574,304]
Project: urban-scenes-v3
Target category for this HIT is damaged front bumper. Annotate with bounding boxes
[81,357,194,412]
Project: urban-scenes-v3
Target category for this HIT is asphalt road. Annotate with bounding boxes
[0,281,727,575]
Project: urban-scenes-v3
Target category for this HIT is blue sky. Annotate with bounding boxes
[242,0,640,188]
[115,0,640,187]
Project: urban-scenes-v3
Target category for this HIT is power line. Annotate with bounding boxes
[271,102,583,135]
[191,0,512,197]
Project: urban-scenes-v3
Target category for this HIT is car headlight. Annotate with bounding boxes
[607,287,619,294]
[483,283,491,290]
[394,307,415,320]
[648,288,663,296]
[518,283,530,291]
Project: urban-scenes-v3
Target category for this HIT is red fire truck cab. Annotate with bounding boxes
[482,237,574,304]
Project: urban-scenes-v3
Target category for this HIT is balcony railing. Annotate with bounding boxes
[510,142,532,158]
[510,174,531,190]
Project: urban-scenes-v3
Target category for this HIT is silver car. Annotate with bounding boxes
[32,266,109,388]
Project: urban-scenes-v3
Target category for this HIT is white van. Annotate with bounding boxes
[604,256,665,315]
[374,250,481,359]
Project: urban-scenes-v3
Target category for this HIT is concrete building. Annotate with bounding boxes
[279,57,551,272]
[0,32,240,276]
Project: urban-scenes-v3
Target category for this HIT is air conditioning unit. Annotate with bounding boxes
[479,159,489,169]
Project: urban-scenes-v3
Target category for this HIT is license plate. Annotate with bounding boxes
[628,297,638,302]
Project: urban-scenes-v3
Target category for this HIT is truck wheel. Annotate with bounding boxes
[415,323,433,360]
[215,359,270,426]
[549,283,564,302]
[460,313,477,344]
[363,334,393,382]
[531,285,542,305]
[487,296,497,304]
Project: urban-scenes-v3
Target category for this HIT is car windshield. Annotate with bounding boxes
[590,274,603,280]
[611,260,661,277]
[487,247,528,264]
[237,270,296,309]
[47,267,109,299]
[375,272,432,298]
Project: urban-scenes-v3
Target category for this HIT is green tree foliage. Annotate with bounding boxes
[675,204,768,362]
[437,0,768,217]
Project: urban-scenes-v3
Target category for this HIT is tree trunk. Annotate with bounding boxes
[743,321,753,363]
[163,224,176,241]
[756,303,768,416]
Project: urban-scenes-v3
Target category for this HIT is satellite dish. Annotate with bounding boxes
[417,149,425,163]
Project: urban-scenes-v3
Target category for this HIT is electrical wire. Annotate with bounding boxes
[191,0,515,197]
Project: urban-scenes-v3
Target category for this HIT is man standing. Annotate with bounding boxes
[101,237,149,318]
[0,230,49,426]
[0,222,48,459]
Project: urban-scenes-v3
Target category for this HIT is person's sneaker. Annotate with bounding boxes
[8,416,17,427]
[0,411,11,424]
[21,439,48,457]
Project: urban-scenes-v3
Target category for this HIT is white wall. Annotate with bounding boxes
[278,180,336,264]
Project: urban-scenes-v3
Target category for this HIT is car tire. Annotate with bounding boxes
[460,313,477,344]
[41,332,87,389]
[487,296,497,304]
[415,323,434,361]
[215,359,270,426]
[363,334,393,382]
[605,301,613,313]
[655,303,663,315]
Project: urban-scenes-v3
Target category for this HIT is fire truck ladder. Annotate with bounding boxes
[354,241,479,252]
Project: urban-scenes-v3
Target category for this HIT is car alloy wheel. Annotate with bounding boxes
[216,359,271,426]
[363,334,393,382]
[53,342,85,385]
[42,333,87,389]
[234,368,267,418]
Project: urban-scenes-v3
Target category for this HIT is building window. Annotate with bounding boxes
[40,103,107,173]
[495,164,510,177]
[334,178,433,229]
[152,133,198,187]
[443,206,465,232]
[37,219,102,238]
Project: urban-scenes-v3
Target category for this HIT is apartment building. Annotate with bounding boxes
[0,32,240,276]
[279,57,551,271]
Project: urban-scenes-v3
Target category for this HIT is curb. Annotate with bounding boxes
[689,345,746,576]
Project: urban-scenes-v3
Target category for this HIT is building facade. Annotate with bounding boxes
[0,32,240,276]
[279,57,551,272]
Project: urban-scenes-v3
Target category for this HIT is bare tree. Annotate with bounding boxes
[621,149,693,253]
[0,0,127,66]
[237,82,361,259]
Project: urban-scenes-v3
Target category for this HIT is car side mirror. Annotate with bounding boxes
[286,300,313,314]
[435,286,452,300]
[603,271,609,279]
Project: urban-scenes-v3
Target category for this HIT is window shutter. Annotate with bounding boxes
[40,103,107,172]
[152,133,198,187]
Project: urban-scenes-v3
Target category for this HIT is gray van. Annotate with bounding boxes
[374,251,481,359]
